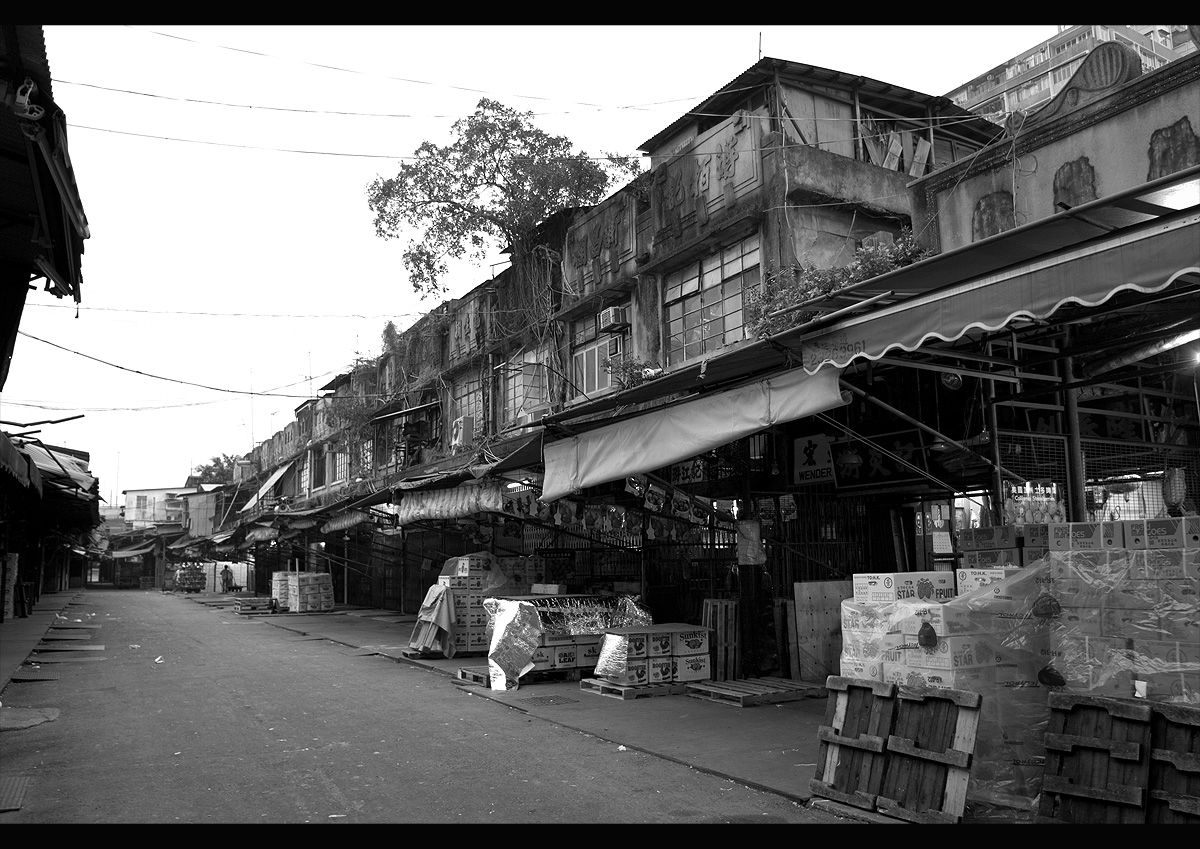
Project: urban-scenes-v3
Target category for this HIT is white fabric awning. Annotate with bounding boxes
[541,364,848,502]
[239,460,295,514]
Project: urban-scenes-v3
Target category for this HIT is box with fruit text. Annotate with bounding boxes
[852,572,955,604]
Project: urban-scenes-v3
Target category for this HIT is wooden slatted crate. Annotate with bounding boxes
[702,599,739,683]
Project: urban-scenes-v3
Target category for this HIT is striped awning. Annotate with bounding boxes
[320,510,371,535]
[244,526,280,543]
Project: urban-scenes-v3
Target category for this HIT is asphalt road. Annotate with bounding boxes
[0,589,855,824]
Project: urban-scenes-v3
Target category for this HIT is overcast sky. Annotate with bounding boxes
[2,25,1060,503]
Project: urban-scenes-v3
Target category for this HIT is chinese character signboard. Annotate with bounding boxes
[793,434,835,486]
[830,430,927,489]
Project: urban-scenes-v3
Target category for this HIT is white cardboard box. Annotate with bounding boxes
[852,571,955,604]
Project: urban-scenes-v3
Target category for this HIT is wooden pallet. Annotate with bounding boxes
[702,599,739,682]
[811,677,898,812]
[1039,691,1157,824]
[1147,701,1200,824]
[580,678,687,700]
[457,665,597,687]
[873,683,982,824]
[684,676,824,707]
[810,676,983,823]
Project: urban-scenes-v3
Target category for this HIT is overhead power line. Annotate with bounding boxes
[125,25,611,107]
[17,330,339,399]
[53,78,700,120]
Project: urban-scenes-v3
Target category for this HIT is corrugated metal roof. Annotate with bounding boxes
[640,55,1002,154]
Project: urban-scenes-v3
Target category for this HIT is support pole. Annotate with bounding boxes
[1062,330,1088,521]
[986,374,1005,526]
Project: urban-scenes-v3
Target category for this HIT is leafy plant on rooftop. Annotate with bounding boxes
[745,228,930,338]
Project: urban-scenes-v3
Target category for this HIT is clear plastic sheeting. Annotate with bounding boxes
[837,550,1199,821]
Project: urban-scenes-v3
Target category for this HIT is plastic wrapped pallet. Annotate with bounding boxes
[909,552,1198,820]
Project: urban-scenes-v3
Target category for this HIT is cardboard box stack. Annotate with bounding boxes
[286,572,335,613]
[595,624,712,686]
[437,554,494,653]
[1046,516,1200,703]
[271,571,290,609]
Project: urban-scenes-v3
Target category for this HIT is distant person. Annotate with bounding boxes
[220,565,233,593]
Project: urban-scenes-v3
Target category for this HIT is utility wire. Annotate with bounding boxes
[124,25,611,107]
[16,330,343,399]
[24,302,429,321]
[53,78,700,120]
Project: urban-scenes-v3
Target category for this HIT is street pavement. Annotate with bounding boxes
[0,588,898,823]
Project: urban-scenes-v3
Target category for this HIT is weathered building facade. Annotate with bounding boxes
[205,46,1198,678]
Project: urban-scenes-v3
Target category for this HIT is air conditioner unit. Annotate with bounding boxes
[450,415,475,449]
[598,306,629,333]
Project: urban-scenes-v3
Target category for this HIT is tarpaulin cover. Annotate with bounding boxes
[541,364,848,502]
[414,584,456,658]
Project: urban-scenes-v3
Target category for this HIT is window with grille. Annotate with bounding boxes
[332,450,348,484]
[501,347,550,426]
[311,444,327,489]
[570,314,625,400]
[663,232,757,367]
[451,375,482,423]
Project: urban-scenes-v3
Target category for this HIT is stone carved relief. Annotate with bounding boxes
[694,153,712,228]
[567,228,588,269]
[1147,116,1200,181]
[1053,157,1098,211]
[1007,41,1143,136]
[653,161,687,241]
[716,132,740,182]
[972,190,1015,242]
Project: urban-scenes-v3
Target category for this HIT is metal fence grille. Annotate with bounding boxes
[997,431,1200,518]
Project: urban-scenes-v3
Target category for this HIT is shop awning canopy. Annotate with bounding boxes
[108,540,156,559]
[794,198,1199,374]
[167,534,207,550]
[239,459,294,514]
[391,480,506,526]
[541,364,849,502]
[371,400,439,424]
[16,439,95,492]
[320,510,371,535]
